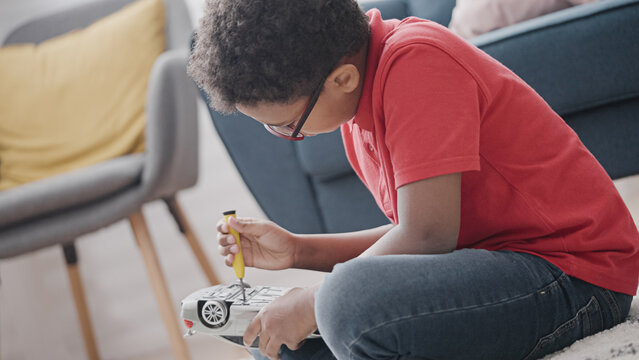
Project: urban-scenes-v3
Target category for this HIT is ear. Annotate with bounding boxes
[326,64,360,94]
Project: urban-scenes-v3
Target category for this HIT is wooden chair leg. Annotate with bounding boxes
[62,243,100,360]
[128,211,190,360]
[164,197,220,286]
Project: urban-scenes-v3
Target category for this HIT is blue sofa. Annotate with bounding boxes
[202,0,639,235]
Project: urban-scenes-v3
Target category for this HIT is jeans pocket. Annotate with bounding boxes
[522,296,603,360]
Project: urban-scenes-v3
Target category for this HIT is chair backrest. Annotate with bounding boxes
[2,0,191,49]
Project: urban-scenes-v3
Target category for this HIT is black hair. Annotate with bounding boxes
[188,0,370,113]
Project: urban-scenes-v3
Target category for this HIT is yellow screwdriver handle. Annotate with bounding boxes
[223,210,245,279]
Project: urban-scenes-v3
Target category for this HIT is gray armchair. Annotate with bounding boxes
[0,1,218,359]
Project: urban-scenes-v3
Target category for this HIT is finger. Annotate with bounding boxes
[216,219,229,234]
[228,216,260,235]
[216,233,227,246]
[260,335,275,360]
[286,339,305,351]
[217,234,234,247]
[225,254,234,267]
[265,338,281,360]
[217,244,238,257]
[230,244,239,254]
[216,232,232,242]
[244,314,262,347]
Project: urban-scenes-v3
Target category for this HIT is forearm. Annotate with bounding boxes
[357,174,460,257]
[359,224,457,257]
[293,223,394,271]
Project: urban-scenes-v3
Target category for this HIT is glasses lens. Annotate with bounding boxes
[266,124,303,138]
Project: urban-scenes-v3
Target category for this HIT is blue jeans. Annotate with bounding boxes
[251,249,632,360]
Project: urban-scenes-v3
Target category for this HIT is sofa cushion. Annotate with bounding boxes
[295,131,354,182]
[313,175,390,233]
[449,0,596,39]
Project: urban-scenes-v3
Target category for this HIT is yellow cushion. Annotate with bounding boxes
[0,0,165,191]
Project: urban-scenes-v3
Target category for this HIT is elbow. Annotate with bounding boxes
[405,224,459,254]
[426,236,458,254]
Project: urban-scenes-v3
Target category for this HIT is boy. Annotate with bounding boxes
[188,0,639,359]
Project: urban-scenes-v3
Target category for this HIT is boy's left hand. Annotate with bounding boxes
[243,286,318,360]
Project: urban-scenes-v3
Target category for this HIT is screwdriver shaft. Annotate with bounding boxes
[239,278,247,302]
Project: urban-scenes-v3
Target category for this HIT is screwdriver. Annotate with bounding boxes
[223,210,247,302]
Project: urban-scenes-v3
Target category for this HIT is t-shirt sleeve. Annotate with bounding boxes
[381,43,483,188]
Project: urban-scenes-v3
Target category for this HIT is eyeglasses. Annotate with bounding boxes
[264,77,326,141]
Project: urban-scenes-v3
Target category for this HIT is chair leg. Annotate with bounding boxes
[164,197,221,286]
[62,243,100,360]
[128,211,191,360]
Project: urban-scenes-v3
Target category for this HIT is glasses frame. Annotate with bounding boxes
[264,77,326,141]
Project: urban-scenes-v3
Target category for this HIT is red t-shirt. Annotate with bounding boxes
[342,9,639,295]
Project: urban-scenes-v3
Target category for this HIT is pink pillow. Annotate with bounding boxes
[449,0,598,39]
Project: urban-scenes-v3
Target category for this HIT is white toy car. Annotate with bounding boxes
[181,283,320,348]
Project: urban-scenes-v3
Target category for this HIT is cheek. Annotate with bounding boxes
[307,99,351,132]
[308,108,342,133]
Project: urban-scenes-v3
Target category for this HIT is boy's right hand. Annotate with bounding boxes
[216,217,297,271]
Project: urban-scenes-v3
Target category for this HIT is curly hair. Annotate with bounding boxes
[188,0,370,113]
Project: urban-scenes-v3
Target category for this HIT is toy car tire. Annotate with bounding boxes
[200,300,228,328]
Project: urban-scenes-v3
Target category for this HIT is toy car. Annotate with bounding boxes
[181,283,320,348]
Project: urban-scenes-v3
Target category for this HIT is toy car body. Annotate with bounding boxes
[181,283,320,348]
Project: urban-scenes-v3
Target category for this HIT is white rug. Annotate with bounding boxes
[545,295,639,360]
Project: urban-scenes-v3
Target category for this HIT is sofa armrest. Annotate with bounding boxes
[143,48,199,199]
[360,0,409,19]
[472,0,639,116]
[402,0,456,25]
[360,0,456,25]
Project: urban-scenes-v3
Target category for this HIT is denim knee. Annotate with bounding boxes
[316,259,359,355]
[316,257,386,359]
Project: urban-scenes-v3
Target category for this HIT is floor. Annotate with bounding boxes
[1,1,638,360]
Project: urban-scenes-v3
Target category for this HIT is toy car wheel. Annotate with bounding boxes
[201,300,228,328]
